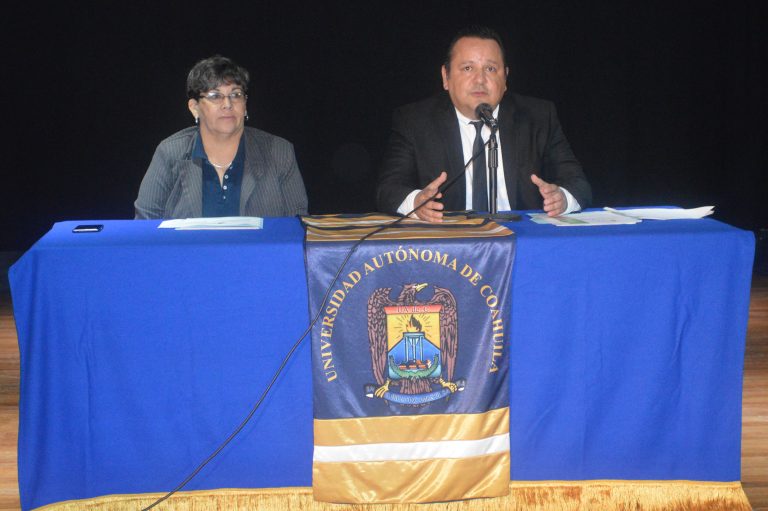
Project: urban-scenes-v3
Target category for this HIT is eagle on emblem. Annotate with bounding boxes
[367,283,459,400]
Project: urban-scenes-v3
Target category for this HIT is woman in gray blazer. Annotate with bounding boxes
[134,55,308,219]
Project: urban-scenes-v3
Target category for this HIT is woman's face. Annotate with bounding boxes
[188,81,247,138]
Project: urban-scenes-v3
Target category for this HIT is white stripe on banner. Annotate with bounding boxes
[313,433,509,463]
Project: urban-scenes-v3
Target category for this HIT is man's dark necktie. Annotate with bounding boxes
[471,121,488,211]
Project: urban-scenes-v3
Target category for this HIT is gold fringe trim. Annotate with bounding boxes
[33,481,751,511]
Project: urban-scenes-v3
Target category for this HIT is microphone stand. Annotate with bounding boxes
[488,127,499,214]
[468,124,520,222]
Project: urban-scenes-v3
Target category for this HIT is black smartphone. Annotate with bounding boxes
[72,224,103,233]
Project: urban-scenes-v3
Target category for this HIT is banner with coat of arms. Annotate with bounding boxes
[303,214,516,504]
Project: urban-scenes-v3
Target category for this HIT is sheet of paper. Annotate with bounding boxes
[528,211,641,226]
[604,206,714,220]
[158,217,264,230]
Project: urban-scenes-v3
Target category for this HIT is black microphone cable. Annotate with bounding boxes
[141,135,495,510]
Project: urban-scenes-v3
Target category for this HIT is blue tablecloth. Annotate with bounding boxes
[9,215,754,510]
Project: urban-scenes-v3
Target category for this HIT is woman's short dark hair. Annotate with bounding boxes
[186,55,250,99]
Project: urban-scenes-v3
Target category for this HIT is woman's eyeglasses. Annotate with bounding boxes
[199,91,247,104]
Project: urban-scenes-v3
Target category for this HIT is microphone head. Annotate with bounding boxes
[475,103,493,119]
[475,103,493,120]
[475,103,497,128]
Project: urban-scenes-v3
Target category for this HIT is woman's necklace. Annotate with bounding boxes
[209,160,233,169]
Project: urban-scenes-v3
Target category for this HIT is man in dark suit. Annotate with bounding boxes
[376,26,591,222]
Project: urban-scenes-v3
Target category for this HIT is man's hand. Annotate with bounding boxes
[531,174,566,217]
[413,172,447,222]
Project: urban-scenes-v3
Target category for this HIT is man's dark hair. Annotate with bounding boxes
[186,55,250,99]
[444,26,506,71]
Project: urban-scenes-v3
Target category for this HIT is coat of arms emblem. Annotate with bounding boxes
[366,283,465,406]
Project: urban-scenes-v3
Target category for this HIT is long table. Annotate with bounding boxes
[9,215,754,510]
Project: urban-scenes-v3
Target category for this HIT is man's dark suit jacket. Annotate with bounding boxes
[376,93,591,214]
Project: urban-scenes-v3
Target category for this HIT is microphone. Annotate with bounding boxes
[475,103,497,129]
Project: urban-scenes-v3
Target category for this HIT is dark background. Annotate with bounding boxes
[2,1,765,251]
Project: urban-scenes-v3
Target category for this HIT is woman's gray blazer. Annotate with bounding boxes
[135,126,308,219]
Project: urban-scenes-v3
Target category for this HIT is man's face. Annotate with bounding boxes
[441,37,508,119]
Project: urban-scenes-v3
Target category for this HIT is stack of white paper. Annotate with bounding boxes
[528,210,641,226]
[158,217,264,230]
[528,206,715,227]
[603,206,714,220]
